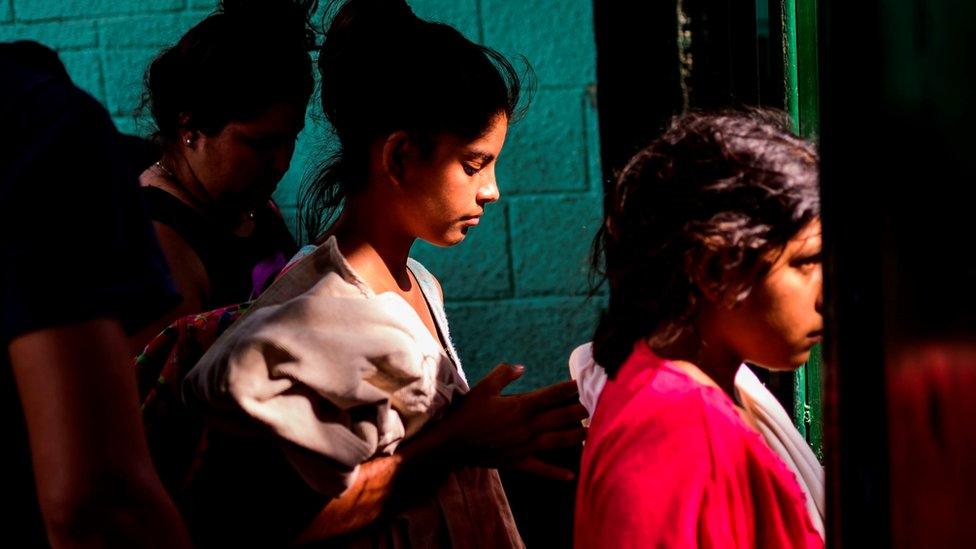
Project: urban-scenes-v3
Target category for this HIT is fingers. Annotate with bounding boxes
[474,363,525,395]
[522,379,580,412]
[531,426,587,454]
[512,456,576,481]
[505,425,587,460]
[530,402,589,432]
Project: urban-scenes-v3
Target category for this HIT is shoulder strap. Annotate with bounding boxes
[140,186,216,264]
[407,258,467,387]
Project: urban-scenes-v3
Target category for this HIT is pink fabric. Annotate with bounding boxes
[575,341,823,548]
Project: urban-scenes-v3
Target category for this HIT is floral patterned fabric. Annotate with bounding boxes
[133,245,314,494]
[135,302,251,493]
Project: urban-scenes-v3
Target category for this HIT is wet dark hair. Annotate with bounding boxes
[141,0,317,146]
[591,109,820,377]
[297,0,528,241]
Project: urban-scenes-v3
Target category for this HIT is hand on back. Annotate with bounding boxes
[441,363,588,480]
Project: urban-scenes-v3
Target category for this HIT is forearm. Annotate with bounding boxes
[292,365,586,544]
[127,288,203,356]
[294,455,401,542]
[43,469,190,548]
[294,417,462,543]
[11,320,191,548]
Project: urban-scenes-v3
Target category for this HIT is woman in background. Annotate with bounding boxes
[131,0,315,351]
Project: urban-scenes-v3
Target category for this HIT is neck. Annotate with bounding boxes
[158,151,215,212]
[652,328,741,397]
[156,152,256,229]
[329,197,415,291]
[694,336,741,396]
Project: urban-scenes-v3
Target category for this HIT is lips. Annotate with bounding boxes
[461,215,482,226]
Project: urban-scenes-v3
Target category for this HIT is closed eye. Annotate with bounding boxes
[461,150,495,176]
[792,252,822,270]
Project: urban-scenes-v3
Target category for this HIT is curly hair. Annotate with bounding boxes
[591,109,820,377]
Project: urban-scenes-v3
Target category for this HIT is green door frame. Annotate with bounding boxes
[782,0,824,457]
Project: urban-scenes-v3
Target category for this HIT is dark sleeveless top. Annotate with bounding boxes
[141,186,298,308]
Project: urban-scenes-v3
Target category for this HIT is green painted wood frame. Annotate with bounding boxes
[782,0,823,458]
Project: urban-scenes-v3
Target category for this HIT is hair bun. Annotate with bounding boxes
[219,0,318,48]
[142,0,316,145]
[325,0,417,43]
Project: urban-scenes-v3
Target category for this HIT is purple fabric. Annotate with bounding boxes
[250,251,289,299]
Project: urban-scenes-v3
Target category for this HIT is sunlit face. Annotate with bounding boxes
[711,219,824,370]
[394,113,507,246]
[185,100,306,211]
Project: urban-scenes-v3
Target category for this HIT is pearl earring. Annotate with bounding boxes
[185,138,192,145]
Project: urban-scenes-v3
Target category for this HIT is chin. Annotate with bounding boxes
[787,349,813,369]
[424,231,467,248]
[751,351,810,371]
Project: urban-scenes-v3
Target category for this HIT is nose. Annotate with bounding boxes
[476,170,500,206]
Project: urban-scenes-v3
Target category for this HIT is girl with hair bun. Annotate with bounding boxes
[131,0,317,351]
[182,1,586,547]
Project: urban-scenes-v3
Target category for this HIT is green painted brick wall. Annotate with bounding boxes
[1,0,604,391]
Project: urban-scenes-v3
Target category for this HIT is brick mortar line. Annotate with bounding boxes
[475,0,485,44]
[536,83,596,91]
[502,201,518,299]
[96,45,172,51]
[11,8,187,25]
[579,84,593,192]
[447,295,599,307]
[504,189,603,200]
[51,46,102,54]
[92,46,108,111]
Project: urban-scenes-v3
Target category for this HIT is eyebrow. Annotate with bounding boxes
[463,150,496,165]
[791,241,822,261]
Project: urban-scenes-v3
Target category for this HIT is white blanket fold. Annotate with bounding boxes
[183,239,465,497]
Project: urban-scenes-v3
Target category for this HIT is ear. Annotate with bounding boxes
[381,130,413,186]
[687,239,765,308]
[177,113,199,151]
[684,236,731,304]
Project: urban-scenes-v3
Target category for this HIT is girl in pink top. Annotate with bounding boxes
[575,110,824,548]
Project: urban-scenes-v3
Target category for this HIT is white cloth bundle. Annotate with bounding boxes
[183,238,466,497]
